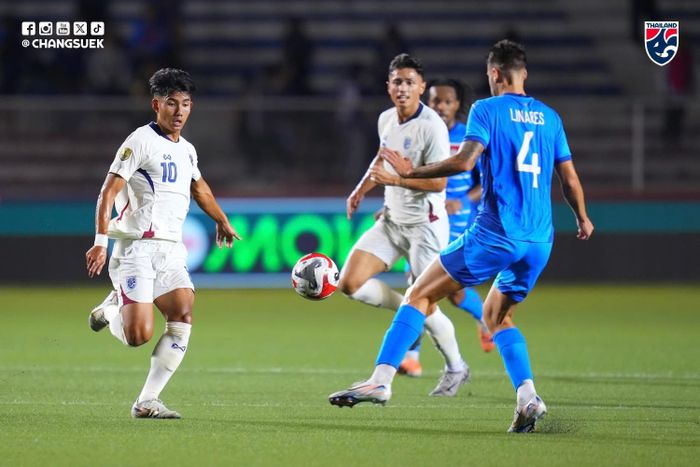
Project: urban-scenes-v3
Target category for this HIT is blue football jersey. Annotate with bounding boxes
[464,93,571,242]
[446,121,480,237]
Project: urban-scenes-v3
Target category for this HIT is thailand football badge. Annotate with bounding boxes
[645,21,679,66]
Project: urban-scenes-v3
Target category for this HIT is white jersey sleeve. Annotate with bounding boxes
[188,142,202,182]
[107,123,199,242]
[421,114,450,166]
[109,131,146,181]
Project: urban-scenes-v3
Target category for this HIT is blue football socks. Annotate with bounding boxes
[407,335,422,352]
[375,304,426,368]
[458,287,483,321]
[493,327,533,391]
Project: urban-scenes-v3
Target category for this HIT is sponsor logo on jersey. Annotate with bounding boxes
[403,137,412,150]
[645,21,679,66]
[126,276,137,289]
[119,147,133,161]
[163,154,172,160]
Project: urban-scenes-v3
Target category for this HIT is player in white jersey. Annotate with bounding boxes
[338,54,470,397]
[399,78,494,377]
[85,68,240,419]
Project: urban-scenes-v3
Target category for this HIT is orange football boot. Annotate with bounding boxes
[479,327,496,353]
[398,357,423,377]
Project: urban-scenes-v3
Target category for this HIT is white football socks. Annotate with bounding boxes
[137,321,192,403]
[424,307,466,372]
[369,364,397,387]
[103,302,129,346]
[516,379,537,408]
[349,278,404,311]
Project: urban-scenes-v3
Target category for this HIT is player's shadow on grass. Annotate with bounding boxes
[534,419,577,435]
[536,422,696,447]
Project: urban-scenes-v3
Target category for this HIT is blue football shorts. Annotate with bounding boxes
[439,224,552,302]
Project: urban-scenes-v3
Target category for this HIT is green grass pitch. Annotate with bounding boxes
[1,285,699,466]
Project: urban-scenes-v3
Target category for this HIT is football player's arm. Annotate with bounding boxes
[191,176,241,248]
[86,173,126,278]
[370,162,446,192]
[555,160,594,240]
[467,165,482,203]
[346,155,381,219]
[396,176,446,192]
[380,140,484,179]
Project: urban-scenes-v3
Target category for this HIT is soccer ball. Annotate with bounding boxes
[291,253,339,300]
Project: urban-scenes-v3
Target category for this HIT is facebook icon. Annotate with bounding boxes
[21,22,35,36]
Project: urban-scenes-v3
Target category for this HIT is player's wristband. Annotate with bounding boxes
[94,233,109,248]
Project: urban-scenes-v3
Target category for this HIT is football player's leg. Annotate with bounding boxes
[484,287,545,431]
[89,289,118,332]
[338,224,403,311]
[448,287,494,352]
[132,242,194,419]
[424,307,465,373]
[399,261,422,377]
[482,286,530,391]
[448,287,483,322]
[486,241,552,431]
[103,246,155,346]
[371,258,463,387]
[135,286,193,408]
[445,221,485,322]
[330,259,461,407]
[116,280,156,347]
[408,221,468,377]
[411,262,471,396]
[120,302,156,346]
[89,257,125,340]
[444,227,486,323]
[399,334,423,377]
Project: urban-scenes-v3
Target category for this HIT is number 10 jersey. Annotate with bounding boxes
[107,122,202,242]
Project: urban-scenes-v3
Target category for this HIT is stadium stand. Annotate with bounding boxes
[0,0,697,197]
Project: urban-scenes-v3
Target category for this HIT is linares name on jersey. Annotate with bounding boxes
[509,109,545,125]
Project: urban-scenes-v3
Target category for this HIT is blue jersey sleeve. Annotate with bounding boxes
[554,116,572,164]
[464,101,490,148]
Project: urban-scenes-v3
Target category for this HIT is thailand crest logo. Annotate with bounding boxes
[645,21,679,66]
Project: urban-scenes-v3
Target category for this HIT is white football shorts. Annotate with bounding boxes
[350,215,449,280]
[108,239,194,305]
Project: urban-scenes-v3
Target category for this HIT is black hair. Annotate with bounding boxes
[426,78,473,121]
[388,53,424,78]
[148,68,196,97]
[487,39,527,73]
